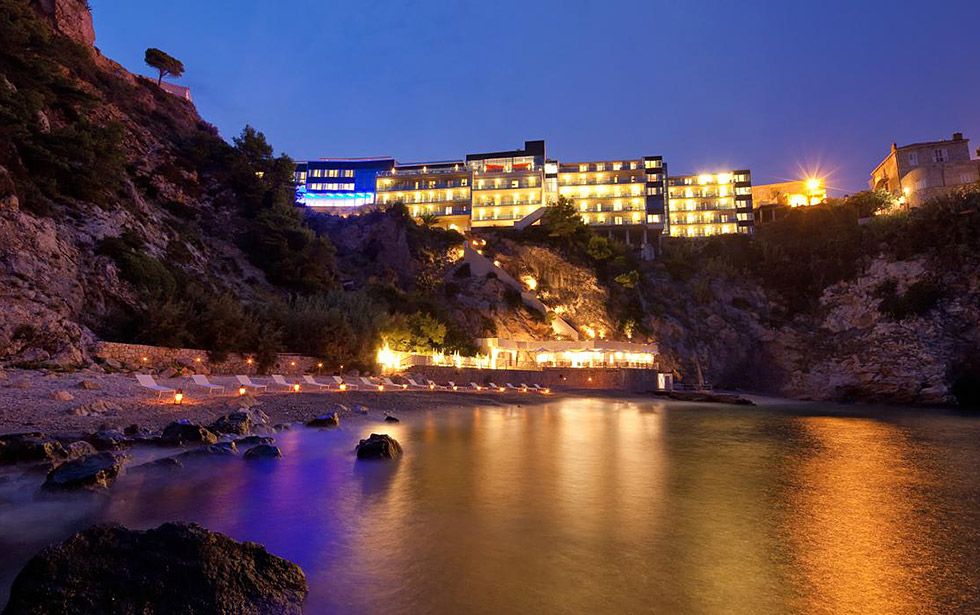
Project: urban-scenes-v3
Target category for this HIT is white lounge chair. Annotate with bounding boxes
[530,384,551,394]
[469,382,485,391]
[505,383,525,392]
[332,376,357,390]
[302,375,333,391]
[271,374,298,392]
[236,375,267,392]
[405,377,429,389]
[447,381,462,391]
[519,383,532,392]
[136,374,175,398]
[427,379,449,390]
[487,382,503,391]
[190,375,225,395]
[360,377,384,391]
[382,377,408,390]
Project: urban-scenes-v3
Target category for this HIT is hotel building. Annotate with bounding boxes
[298,140,749,241]
[870,132,980,207]
[752,178,827,225]
[294,157,395,212]
[666,171,754,237]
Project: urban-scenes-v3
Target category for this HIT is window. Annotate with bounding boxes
[511,180,519,188]
[579,164,588,173]
[445,206,452,215]
[596,163,606,171]
[960,173,977,185]
[934,148,948,163]
[612,162,622,171]
[907,152,918,166]
[343,169,355,177]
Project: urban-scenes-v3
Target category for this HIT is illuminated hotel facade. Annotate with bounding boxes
[666,171,754,237]
[296,140,750,239]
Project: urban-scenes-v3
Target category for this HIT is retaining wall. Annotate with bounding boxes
[94,342,319,375]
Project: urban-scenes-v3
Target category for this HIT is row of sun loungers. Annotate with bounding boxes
[136,373,550,398]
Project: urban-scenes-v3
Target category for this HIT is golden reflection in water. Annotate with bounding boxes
[786,417,941,615]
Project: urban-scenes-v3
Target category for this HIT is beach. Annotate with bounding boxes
[0,369,558,435]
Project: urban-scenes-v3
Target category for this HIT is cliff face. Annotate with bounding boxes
[0,0,276,365]
[644,218,980,406]
[30,0,94,45]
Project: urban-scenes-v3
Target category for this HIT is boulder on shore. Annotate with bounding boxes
[307,412,340,428]
[355,433,402,460]
[159,421,218,446]
[3,522,308,614]
[244,444,282,460]
[235,435,275,447]
[42,452,127,491]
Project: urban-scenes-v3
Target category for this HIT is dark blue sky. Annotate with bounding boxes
[90,0,980,194]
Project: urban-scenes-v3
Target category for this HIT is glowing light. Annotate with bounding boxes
[174,390,183,405]
[292,384,301,393]
[806,178,822,192]
[377,343,399,372]
[339,383,347,392]
[521,275,538,291]
[238,386,247,396]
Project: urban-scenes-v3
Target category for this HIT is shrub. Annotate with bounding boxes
[875,279,942,321]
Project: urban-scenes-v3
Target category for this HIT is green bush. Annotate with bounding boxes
[874,279,942,321]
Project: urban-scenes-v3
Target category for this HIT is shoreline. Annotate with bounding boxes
[0,369,565,436]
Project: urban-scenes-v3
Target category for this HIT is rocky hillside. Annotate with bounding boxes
[641,192,980,407]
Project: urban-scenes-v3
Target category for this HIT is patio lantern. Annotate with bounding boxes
[339,383,348,392]
[238,386,247,396]
[292,383,301,393]
[174,389,184,405]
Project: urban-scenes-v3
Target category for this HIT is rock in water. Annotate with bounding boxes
[3,522,308,614]
[235,435,275,447]
[0,433,67,465]
[42,452,126,491]
[355,433,402,460]
[384,414,400,423]
[209,411,253,435]
[159,421,218,446]
[307,412,340,428]
[244,444,282,460]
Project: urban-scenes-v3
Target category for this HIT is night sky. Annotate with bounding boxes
[89,0,980,194]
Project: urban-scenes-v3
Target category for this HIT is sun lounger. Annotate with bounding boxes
[447,381,461,391]
[271,374,299,392]
[136,374,175,398]
[530,384,551,394]
[405,378,429,389]
[469,382,485,391]
[302,375,333,391]
[190,375,225,395]
[488,382,503,391]
[505,383,526,392]
[236,375,267,392]
[382,377,408,390]
[519,383,532,392]
[360,377,384,391]
[332,376,357,390]
[427,379,449,390]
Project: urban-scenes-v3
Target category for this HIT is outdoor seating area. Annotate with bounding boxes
[134,373,551,402]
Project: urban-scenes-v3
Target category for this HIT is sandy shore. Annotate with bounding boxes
[0,369,561,435]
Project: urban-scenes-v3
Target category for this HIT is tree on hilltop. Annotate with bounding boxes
[144,48,184,86]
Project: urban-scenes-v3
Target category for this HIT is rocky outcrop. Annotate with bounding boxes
[30,0,95,46]
[3,522,308,614]
[159,421,219,446]
[0,432,66,464]
[42,451,127,491]
[209,411,253,435]
[355,433,402,460]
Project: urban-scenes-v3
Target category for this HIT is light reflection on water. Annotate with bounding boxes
[1,398,979,613]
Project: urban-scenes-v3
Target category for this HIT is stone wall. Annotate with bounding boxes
[406,365,669,392]
[94,342,320,376]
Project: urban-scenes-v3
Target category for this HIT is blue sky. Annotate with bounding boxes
[90,0,980,194]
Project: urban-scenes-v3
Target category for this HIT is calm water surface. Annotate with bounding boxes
[2,397,979,613]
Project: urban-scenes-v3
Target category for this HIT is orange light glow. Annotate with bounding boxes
[238,386,247,396]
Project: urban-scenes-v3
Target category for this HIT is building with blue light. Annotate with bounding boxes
[294,157,395,211]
